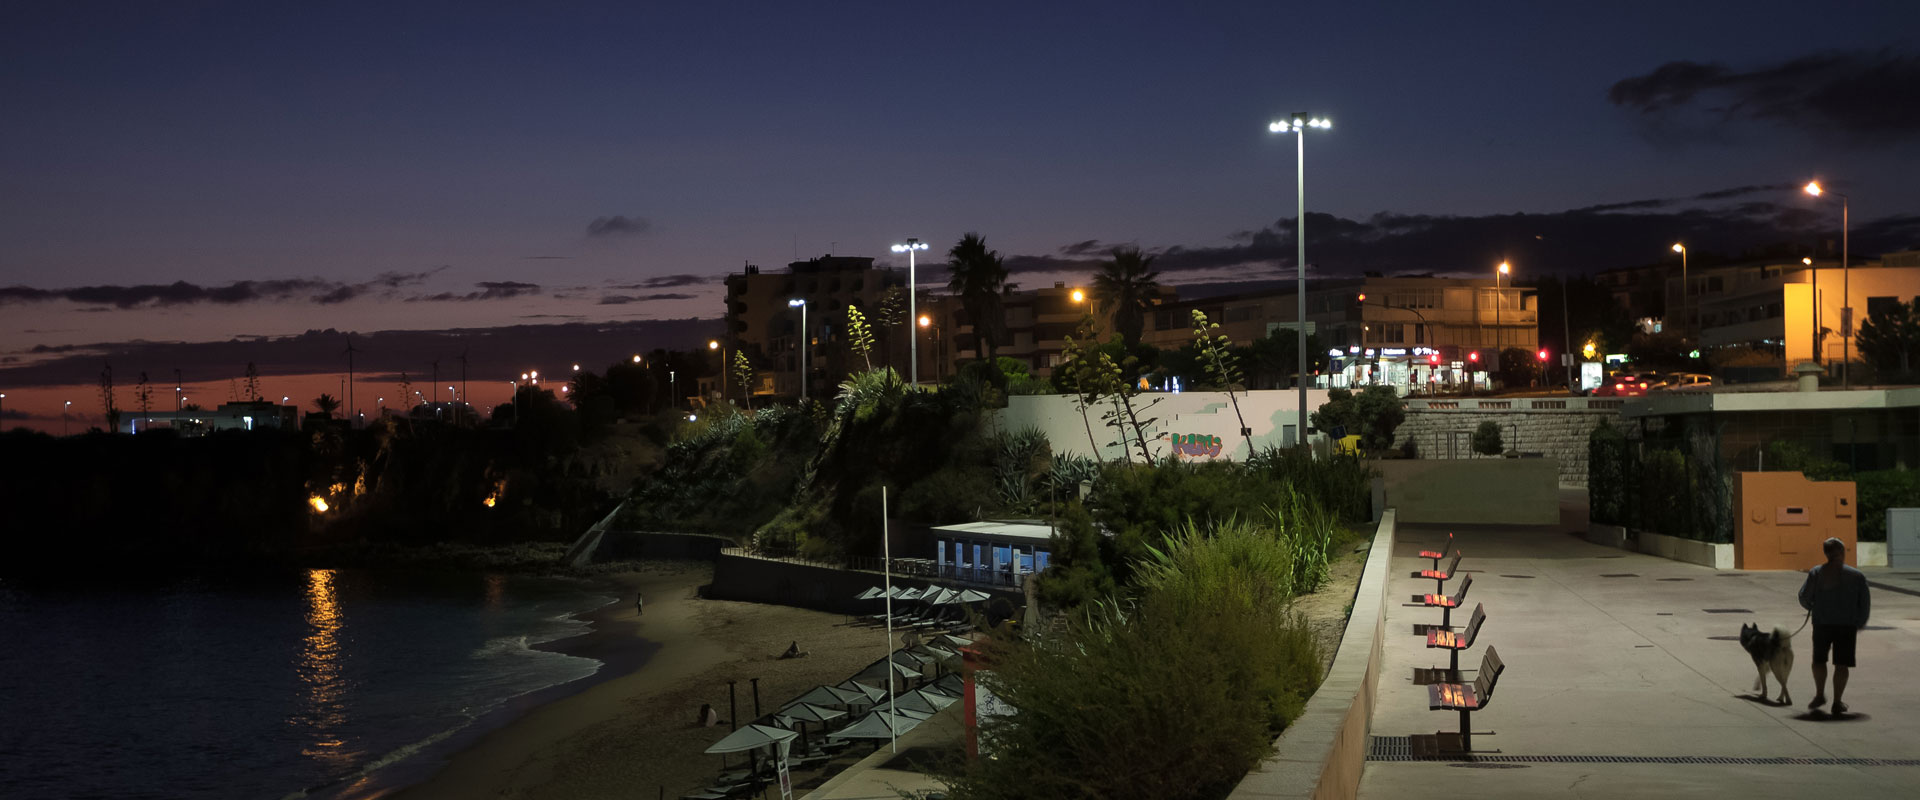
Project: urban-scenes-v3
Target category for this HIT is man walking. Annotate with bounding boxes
[1799,537,1871,714]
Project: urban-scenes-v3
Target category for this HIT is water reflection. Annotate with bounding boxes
[297,568,349,766]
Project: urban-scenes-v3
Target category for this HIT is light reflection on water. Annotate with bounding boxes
[298,568,350,767]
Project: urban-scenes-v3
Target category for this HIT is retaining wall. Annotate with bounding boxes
[1375,458,1561,525]
[596,530,730,561]
[1230,509,1397,800]
[1394,398,1624,486]
[709,553,1022,616]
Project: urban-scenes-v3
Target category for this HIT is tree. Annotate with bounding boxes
[1093,246,1163,348]
[846,304,876,370]
[874,286,909,369]
[1857,300,1920,374]
[1057,316,1108,463]
[313,393,340,418]
[731,351,756,411]
[1191,310,1252,456]
[243,362,261,402]
[1311,386,1404,451]
[946,233,1011,361]
[1498,347,1542,388]
[397,372,415,409]
[1471,420,1504,456]
[135,372,153,428]
[99,363,120,433]
[1244,327,1328,389]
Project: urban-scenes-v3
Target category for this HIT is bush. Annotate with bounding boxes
[1311,386,1404,451]
[945,518,1321,800]
[1471,420,1504,456]
[1856,470,1920,542]
[1588,420,1628,525]
[1247,446,1375,524]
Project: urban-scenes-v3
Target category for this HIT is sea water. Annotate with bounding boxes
[0,569,612,800]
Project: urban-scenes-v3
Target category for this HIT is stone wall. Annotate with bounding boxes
[1392,398,1625,486]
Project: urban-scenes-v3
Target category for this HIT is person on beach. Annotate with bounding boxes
[636,591,644,616]
[1799,537,1870,714]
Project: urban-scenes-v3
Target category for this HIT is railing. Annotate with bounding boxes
[1405,396,1627,412]
[721,548,1029,588]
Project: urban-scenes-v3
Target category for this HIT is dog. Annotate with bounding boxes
[1739,623,1795,706]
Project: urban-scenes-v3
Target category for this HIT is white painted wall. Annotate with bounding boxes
[990,389,1332,462]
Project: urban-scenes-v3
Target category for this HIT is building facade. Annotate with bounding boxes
[719,255,910,399]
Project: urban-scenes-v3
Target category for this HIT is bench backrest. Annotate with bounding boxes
[1473,645,1505,704]
[1450,572,1474,602]
[1461,603,1487,647]
[1442,551,1463,576]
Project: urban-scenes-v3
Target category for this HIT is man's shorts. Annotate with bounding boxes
[1812,624,1858,668]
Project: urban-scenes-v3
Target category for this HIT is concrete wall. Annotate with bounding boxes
[1733,471,1859,570]
[1393,398,1624,486]
[596,530,730,561]
[1230,509,1397,800]
[992,389,1332,462]
[1375,458,1560,525]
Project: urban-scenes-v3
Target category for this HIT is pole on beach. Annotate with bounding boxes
[882,486,896,754]
[750,677,761,717]
[728,680,738,732]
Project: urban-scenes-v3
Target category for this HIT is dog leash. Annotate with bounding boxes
[1789,610,1811,637]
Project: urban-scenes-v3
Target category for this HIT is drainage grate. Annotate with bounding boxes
[1657,578,1694,581]
[1707,635,1742,641]
[1657,612,1674,616]
[1596,555,1625,559]
[1703,608,1753,614]
[1499,574,1536,579]
[1367,738,1920,766]
[1601,573,1640,578]
[1716,574,1747,577]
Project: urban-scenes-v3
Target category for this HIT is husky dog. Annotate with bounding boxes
[1739,623,1795,705]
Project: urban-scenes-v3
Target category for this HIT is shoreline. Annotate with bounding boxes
[378,560,903,800]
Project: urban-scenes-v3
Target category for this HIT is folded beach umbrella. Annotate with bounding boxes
[854,587,886,600]
[704,723,799,754]
[952,588,991,603]
[894,586,925,602]
[827,711,928,740]
[934,633,974,649]
[920,587,958,605]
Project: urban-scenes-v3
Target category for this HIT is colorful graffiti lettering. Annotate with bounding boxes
[1170,433,1224,459]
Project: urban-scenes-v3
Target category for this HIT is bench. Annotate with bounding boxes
[1418,532,1455,569]
[1418,646,1505,754]
[1411,550,1463,594]
[1410,573,1473,629]
[1421,603,1485,675]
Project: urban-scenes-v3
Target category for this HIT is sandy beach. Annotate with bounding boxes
[387,560,912,800]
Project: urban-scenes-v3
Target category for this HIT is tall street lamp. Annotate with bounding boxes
[918,314,942,383]
[0,393,5,428]
[709,340,726,405]
[63,400,72,436]
[788,299,808,403]
[1671,243,1688,344]
[891,238,929,385]
[1495,261,1511,354]
[669,370,677,410]
[1805,181,1850,388]
[1269,112,1331,448]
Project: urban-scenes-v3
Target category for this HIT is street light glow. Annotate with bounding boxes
[1672,243,1685,254]
[1070,288,1085,303]
[1498,261,1510,275]
[1803,257,1813,265]
[1804,181,1823,197]
[889,241,929,253]
[708,340,719,350]
[788,298,805,308]
[918,314,931,327]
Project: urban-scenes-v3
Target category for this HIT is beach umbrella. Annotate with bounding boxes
[952,588,991,603]
[887,688,959,715]
[853,657,922,691]
[934,633,974,649]
[894,586,925,602]
[854,586,886,600]
[929,673,965,697]
[835,680,887,704]
[776,702,848,726]
[923,588,959,605]
[704,723,799,754]
[827,710,929,741]
[790,684,871,710]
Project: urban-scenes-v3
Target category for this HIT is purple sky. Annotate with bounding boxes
[3,2,1918,427]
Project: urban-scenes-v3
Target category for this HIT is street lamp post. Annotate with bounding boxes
[670,370,677,410]
[788,299,808,403]
[1495,261,1511,355]
[709,340,725,406]
[1671,243,1688,344]
[891,239,930,385]
[63,400,71,436]
[1805,181,1850,388]
[1269,112,1331,449]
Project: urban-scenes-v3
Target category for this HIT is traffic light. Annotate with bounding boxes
[1468,351,1481,364]
[1357,292,1367,302]
[1536,349,1549,362]
[1428,353,1440,366]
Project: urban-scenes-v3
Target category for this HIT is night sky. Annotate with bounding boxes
[3,2,1917,428]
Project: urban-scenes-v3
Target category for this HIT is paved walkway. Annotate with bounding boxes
[1362,522,1920,798]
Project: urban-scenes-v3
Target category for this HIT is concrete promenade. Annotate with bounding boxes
[1363,522,1920,798]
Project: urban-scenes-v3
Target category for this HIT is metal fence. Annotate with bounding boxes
[720,547,1028,588]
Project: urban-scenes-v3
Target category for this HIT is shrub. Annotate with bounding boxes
[1856,470,1920,542]
[1311,386,1404,451]
[1470,420,1504,456]
[1588,420,1628,525]
[944,518,1321,800]
[1247,446,1375,524]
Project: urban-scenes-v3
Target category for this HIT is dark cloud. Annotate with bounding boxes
[598,292,696,305]
[998,186,1916,281]
[0,319,725,390]
[1609,49,1920,145]
[1058,239,1116,257]
[635,274,712,288]
[404,281,542,303]
[586,215,652,237]
[0,268,447,309]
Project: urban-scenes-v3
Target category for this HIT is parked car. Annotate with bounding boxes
[1664,373,1713,390]
[1634,372,1672,390]
[1592,374,1649,397]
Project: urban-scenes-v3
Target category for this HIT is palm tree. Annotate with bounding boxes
[946,233,1011,362]
[313,393,340,418]
[1092,246,1163,348]
[1857,300,1920,374]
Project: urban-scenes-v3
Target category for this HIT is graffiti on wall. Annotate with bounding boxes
[1170,433,1224,459]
